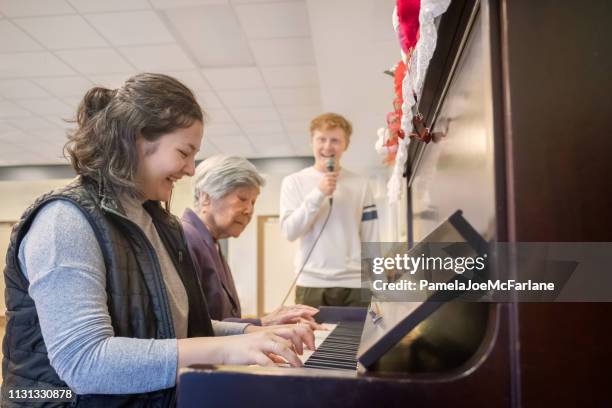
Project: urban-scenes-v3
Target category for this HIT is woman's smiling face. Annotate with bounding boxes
[136,121,203,202]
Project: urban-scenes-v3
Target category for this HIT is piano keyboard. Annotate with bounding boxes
[299,320,365,371]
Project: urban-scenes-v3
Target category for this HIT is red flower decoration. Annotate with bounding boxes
[396,0,421,55]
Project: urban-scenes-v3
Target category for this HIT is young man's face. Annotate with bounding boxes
[311,127,347,171]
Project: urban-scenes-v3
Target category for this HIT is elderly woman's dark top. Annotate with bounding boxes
[181,208,261,325]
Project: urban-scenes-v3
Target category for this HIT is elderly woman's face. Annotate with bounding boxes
[204,185,260,239]
[136,121,203,202]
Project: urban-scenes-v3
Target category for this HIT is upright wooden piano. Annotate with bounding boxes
[177,1,612,406]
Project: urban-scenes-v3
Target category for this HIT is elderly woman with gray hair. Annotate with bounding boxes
[181,155,320,327]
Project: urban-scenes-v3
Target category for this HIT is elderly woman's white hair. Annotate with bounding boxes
[192,155,265,210]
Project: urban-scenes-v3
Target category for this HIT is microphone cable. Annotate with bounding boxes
[280,198,333,307]
[280,159,336,307]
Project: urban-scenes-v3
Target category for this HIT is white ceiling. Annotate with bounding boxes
[0,0,399,172]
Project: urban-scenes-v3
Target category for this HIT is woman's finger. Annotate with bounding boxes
[253,352,276,367]
[298,317,326,331]
[263,336,301,367]
[266,353,287,364]
[270,332,302,356]
[293,326,316,350]
[273,327,315,352]
[293,304,319,314]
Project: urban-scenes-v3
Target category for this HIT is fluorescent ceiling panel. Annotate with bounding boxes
[218,89,273,109]
[204,122,243,138]
[166,70,211,92]
[43,115,73,128]
[68,0,151,13]
[260,65,318,88]
[15,16,107,49]
[151,0,229,9]
[234,1,309,39]
[0,121,17,133]
[88,73,136,89]
[255,143,295,158]
[247,132,286,149]
[119,44,194,70]
[206,135,256,156]
[29,127,70,142]
[0,52,76,77]
[0,127,23,141]
[0,100,33,118]
[202,67,265,90]
[270,87,320,106]
[241,121,284,135]
[287,130,311,143]
[33,76,93,97]
[0,0,74,17]
[231,107,279,122]
[204,108,234,124]
[282,119,310,133]
[62,96,82,111]
[250,132,286,143]
[16,98,73,116]
[0,79,49,99]
[86,11,174,46]
[0,141,29,156]
[277,105,321,121]
[250,38,315,66]
[231,0,300,4]
[164,5,254,67]
[196,91,224,110]
[5,117,59,130]
[56,48,134,74]
[0,20,43,52]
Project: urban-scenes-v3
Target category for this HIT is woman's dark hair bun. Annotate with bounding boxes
[77,87,115,126]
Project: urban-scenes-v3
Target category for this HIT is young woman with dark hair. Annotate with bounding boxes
[2,73,313,407]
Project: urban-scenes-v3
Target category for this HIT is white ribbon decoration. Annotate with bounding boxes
[386,0,451,204]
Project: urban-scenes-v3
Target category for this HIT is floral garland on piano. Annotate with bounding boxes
[377,0,451,203]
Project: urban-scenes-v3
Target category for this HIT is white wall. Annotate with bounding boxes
[0,178,75,222]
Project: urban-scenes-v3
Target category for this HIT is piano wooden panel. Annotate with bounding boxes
[498,0,612,406]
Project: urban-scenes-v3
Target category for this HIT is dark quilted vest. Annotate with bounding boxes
[1,177,214,407]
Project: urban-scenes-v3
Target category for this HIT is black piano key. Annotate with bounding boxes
[304,320,365,371]
[304,359,357,370]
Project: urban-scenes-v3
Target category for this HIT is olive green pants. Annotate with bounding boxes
[295,286,370,308]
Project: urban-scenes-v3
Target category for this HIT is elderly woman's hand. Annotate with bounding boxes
[260,305,324,329]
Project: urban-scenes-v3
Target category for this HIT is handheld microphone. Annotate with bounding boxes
[326,157,335,172]
[325,156,335,205]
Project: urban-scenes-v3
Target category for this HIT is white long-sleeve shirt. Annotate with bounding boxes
[280,166,379,288]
